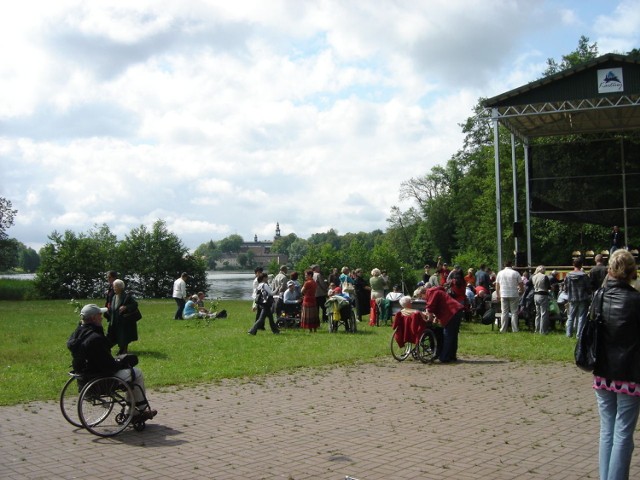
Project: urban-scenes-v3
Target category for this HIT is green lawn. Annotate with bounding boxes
[0,299,576,405]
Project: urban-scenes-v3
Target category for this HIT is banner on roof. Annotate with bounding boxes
[598,68,623,93]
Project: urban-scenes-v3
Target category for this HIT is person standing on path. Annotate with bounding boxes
[593,249,640,480]
[172,272,188,320]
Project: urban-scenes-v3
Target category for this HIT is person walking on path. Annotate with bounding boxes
[172,272,188,320]
[592,249,640,480]
[496,260,524,333]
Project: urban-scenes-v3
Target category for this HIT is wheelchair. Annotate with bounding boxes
[390,310,439,363]
[276,301,301,328]
[390,327,438,363]
[60,371,153,437]
[325,296,357,333]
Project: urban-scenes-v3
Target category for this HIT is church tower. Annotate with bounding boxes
[275,222,281,240]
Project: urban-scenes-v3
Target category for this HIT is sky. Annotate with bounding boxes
[1,0,639,252]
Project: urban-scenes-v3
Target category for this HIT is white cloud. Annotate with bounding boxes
[1,0,637,252]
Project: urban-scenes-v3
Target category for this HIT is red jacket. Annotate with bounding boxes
[424,287,464,327]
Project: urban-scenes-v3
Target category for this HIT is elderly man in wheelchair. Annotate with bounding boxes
[64,303,157,436]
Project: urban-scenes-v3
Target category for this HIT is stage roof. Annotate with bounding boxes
[484,53,640,139]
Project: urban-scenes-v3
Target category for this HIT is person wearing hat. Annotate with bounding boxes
[66,304,157,422]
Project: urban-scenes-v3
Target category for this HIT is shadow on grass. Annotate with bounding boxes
[130,350,170,360]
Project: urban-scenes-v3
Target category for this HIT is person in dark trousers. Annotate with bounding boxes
[424,286,464,363]
[172,272,188,320]
[248,273,280,335]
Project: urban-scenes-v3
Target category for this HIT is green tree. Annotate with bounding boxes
[35,228,114,299]
[17,243,40,272]
[117,220,206,297]
[543,35,598,76]
[218,234,244,253]
[0,197,18,271]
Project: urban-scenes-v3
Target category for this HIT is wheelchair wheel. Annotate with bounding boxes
[78,376,134,437]
[415,329,438,364]
[349,309,357,333]
[60,375,82,428]
[390,328,412,361]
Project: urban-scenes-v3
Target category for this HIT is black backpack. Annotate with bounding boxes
[255,285,273,307]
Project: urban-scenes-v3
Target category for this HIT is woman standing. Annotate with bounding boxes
[369,268,385,326]
[107,279,139,355]
[593,249,640,480]
[353,268,370,323]
[300,269,319,332]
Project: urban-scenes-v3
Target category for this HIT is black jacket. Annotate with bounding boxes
[593,279,640,383]
[67,323,120,376]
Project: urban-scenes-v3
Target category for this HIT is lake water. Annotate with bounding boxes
[206,271,254,300]
[1,271,255,300]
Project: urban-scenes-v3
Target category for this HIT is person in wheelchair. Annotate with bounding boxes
[67,304,157,422]
[281,280,301,315]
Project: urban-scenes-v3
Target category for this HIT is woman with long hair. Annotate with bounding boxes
[593,249,640,479]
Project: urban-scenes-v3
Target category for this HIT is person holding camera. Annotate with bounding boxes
[67,304,157,422]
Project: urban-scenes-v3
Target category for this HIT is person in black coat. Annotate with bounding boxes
[592,249,640,480]
[67,304,157,421]
[353,268,370,322]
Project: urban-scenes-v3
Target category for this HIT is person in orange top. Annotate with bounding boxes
[464,268,475,286]
[300,269,319,332]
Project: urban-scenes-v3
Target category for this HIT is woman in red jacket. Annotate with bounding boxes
[424,286,464,363]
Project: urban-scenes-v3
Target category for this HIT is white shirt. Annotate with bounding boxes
[172,277,186,299]
[496,267,522,298]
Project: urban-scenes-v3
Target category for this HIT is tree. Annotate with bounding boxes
[17,242,40,272]
[34,220,207,299]
[543,35,598,76]
[35,229,114,299]
[218,234,244,253]
[117,220,207,298]
[0,197,18,270]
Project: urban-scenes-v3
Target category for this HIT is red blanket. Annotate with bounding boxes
[392,311,428,348]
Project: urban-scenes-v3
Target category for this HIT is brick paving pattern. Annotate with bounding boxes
[2,357,640,479]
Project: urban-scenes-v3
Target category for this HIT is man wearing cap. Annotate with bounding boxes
[172,272,188,320]
[67,304,157,422]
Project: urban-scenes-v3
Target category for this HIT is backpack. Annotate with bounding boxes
[255,285,273,307]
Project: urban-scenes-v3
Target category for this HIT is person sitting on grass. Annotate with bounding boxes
[184,293,227,319]
[67,304,157,422]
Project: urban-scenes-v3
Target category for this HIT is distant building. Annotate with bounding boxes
[219,223,288,268]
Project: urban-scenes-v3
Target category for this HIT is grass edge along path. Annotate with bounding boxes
[0,299,576,406]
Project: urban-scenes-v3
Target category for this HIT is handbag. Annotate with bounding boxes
[341,280,355,295]
[575,287,605,372]
[122,307,142,322]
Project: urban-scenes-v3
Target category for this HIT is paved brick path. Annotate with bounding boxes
[2,358,639,479]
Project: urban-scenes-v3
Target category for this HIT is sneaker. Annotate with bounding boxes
[215,309,227,319]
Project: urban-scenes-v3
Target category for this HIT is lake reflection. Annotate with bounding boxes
[206,271,254,301]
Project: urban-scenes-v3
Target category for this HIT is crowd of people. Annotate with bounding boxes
[64,248,640,477]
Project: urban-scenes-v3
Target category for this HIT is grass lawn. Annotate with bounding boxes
[0,299,576,406]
